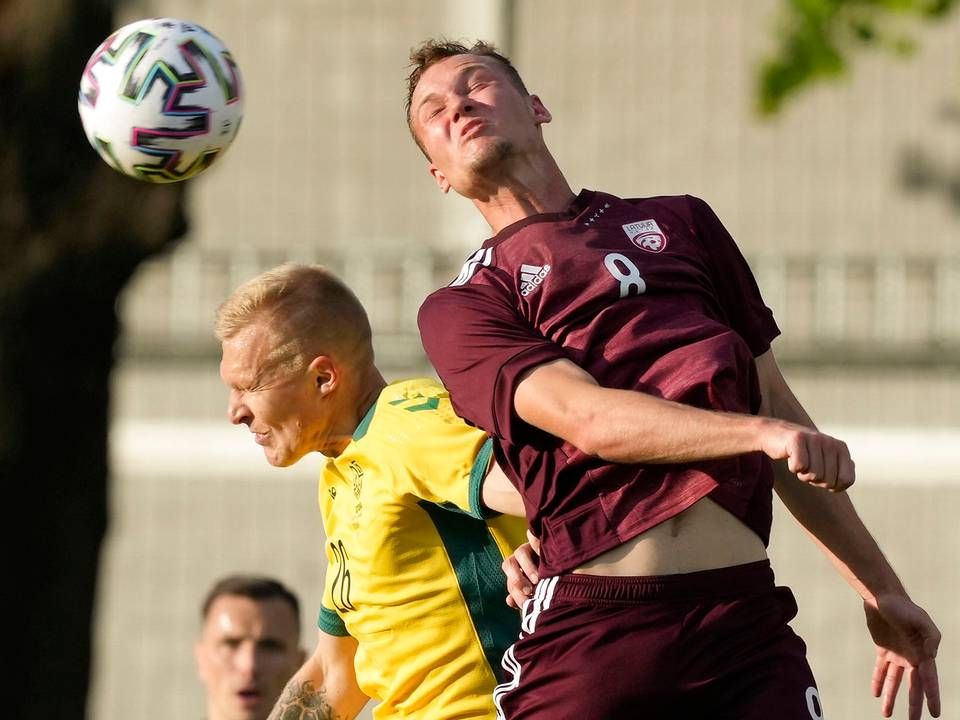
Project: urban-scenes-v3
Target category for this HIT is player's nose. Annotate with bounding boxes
[451,95,475,124]
[227,392,251,426]
[233,641,257,675]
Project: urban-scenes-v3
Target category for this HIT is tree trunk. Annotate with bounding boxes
[1,2,187,717]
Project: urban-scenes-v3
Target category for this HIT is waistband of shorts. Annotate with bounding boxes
[552,559,775,603]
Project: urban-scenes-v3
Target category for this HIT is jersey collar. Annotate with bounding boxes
[481,188,596,248]
[352,400,378,441]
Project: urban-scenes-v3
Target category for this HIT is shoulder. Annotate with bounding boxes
[419,275,518,334]
[371,378,470,433]
[432,243,518,294]
[622,194,734,251]
[380,376,446,400]
[377,377,447,413]
[620,193,710,225]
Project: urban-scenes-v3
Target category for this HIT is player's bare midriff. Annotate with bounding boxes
[572,496,767,577]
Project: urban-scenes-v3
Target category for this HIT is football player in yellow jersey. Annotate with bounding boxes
[216,263,529,720]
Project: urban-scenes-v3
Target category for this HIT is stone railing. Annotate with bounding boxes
[120,245,960,369]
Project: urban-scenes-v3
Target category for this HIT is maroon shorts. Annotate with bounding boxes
[493,560,823,719]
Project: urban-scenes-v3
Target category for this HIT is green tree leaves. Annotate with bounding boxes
[758,0,958,114]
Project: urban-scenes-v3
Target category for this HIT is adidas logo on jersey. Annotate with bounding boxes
[519,264,551,296]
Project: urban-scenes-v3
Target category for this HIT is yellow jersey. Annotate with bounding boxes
[317,378,527,719]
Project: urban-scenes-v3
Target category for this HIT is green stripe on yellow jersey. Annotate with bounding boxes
[319,378,527,719]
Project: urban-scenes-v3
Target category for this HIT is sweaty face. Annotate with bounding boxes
[410,54,548,195]
[220,322,326,467]
[195,595,303,720]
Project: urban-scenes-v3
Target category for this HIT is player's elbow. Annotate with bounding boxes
[535,391,616,458]
[564,413,612,459]
[516,362,613,455]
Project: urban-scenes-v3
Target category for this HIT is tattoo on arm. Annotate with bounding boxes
[268,680,342,720]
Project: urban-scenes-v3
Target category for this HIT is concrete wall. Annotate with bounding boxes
[92,430,959,719]
[514,0,960,258]
[90,1,959,718]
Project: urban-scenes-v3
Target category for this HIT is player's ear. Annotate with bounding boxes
[530,94,551,125]
[429,163,451,194]
[308,355,338,396]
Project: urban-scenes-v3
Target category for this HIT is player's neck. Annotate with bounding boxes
[354,368,387,422]
[470,155,575,235]
[320,368,386,456]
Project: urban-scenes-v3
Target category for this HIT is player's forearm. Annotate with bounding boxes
[516,359,773,464]
[761,366,905,603]
[773,464,905,604]
[269,678,344,720]
[483,483,527,516]
[482,462,526,516]
[572,387,768,463]
[517,358,851,488]
[267,655,367,720]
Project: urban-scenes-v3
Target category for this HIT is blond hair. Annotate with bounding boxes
[215,263,374,372]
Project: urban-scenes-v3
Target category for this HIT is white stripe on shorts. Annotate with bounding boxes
[493,644,520,719]
[521,576,558,634]
[494,577,559,719]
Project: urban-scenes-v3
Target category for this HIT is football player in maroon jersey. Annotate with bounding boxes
[406,39,940,720]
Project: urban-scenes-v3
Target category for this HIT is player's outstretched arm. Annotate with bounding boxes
[481,462,525,517]
[267,630,369,720]
[514,357,854,489]
[757,348,941,719]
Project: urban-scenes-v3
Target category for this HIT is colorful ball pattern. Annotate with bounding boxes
[78,18,243,183]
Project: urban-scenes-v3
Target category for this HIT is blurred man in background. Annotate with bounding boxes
[195,575,305,720]
[216,263,527,719]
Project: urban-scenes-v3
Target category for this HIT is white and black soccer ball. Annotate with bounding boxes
[78,18,243,183]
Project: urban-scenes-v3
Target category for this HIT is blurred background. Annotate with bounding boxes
[10,0,958,718]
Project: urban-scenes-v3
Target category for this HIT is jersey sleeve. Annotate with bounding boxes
[318,564,350,637]
[418,282,568,446]
[687,195,781,356]
[317,604,349,636]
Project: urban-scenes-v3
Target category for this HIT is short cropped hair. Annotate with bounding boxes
[405,39,529,156]
[215,263,374,373]
[200,574,301,628]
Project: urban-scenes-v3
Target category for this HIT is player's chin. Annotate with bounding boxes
[263,447,289,467]
[466,138,511,171]
[231,693,265,718]
[265,447,302,468]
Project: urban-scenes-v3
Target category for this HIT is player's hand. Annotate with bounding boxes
[503,532,541,609]
[758,418,855,491]
[864,594,941,720]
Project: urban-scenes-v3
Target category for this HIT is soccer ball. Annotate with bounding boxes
[78,18,243,183]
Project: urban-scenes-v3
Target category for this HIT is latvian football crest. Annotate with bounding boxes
[622,219,667,253]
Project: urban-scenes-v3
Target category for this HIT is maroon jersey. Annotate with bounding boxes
[418,190,780,575]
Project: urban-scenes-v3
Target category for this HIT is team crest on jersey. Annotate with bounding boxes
[622,219,667,253]
[348,460,364,521]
